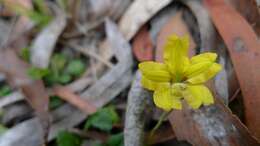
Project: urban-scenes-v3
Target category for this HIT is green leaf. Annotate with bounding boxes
[28,11,51,28]
[58,73,71,84]
[0,85,12,97]
[57,131,82,146]
[107,133,124,146]
[20,47,30,62]
[50,53,67,73]
[66,59,85,77]
[49,96,64,110]
[84,106,119,132]
[27,67,49,80]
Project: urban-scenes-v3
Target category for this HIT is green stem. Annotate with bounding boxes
[150,111,171,138]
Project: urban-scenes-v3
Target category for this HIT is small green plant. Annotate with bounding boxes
[84,106,120,132]
[93,133,124,146]
[20,47,30,62]
[65,59,86,77]
[0,85,11,97]
[49,96,64,110]
[26,53,86,86]
[1,0,52,28]
[27,67,49,80]
[56,131,82,146]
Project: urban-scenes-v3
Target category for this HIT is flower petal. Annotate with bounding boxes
[141,76,169,91]
[139,61,171,82]
[141,76,157,91]
[182,86,203,109]
[184,85,214,109]
[187,63,222,84]
[153,85,182,111]
[184,61,212,78]
[163,35,189,80]
[190,52,217,64]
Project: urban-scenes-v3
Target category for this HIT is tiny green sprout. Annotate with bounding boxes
[138,34,222,111]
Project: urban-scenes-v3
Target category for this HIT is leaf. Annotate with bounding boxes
[20,47,30,62]
[58,73,71,84]
[0,85,12,97]
[27,66,49,80]
[53,86,97,114]
[107,132,124,146]
[204,0,260,139]
[0,50,50,138]
[27,11,51,28]
[118,0,172,40]
[84,106,119,132]
[65,59,85,77]
[156,12,196,62]
[51,53,67,71]
[107,133,124,146]
[49,96,64,110]
[30,7,66,68]
[57,131,82,146]
[132,25,154,61]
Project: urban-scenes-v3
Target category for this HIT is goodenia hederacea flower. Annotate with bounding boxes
[138,35,222,111]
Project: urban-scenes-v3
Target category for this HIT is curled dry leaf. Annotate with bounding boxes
[169,98,260,146]
[30,7,67,68]
[118,0,172,40]
[181,0,216,52]
[204,0,260,139]
[227,0,260,35]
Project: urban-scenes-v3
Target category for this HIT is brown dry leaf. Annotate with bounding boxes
[169,98,260,146]
[227,0,260,35]
[53,86,97,114]
[0,50,49,136]
[118,0,172,40]
[156,11,196,61]
[132,25,154,61]
[205,0,260,139]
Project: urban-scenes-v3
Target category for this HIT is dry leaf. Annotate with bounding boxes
[132,25,154,61]
[53,86,97,114]
[205,0,260,139]
[30,7,67,68]
[119,0,172,40]
[0,50,49,137]
[156,11,196,61]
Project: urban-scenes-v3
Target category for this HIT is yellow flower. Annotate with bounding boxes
[138,35,222,111]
